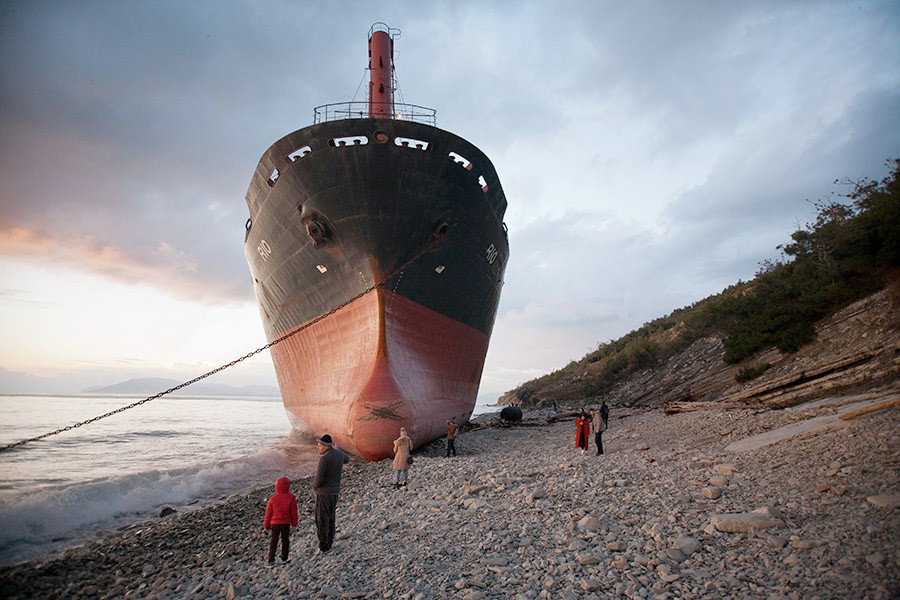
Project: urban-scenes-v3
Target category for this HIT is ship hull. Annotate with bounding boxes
[244,118,508,460]
[270,290,490,460]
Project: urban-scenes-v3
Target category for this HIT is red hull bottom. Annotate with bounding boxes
[269,290,490,461]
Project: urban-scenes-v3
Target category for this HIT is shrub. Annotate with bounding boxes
[735,363,772,383]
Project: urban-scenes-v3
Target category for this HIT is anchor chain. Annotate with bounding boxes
[1,242,435,453]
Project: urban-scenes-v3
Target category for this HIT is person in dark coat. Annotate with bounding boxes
[575,410,591,455]
[313,434,349,553]
[263,476,298,566]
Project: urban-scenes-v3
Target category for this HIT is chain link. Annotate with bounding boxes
[1,244,432,453]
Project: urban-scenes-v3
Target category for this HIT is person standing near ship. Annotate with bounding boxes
[445,418,458,457]
[263,476,298,567]
[392,428,412,488]
[590,407,607,455]
[575,410,591,455]
[313,434,349,553]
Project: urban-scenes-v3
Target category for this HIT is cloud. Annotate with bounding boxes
[0,225,243,303]
[0,0,898,394]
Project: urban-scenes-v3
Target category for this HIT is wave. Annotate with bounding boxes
[0,444,311,566]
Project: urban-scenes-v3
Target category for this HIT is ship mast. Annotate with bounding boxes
[368,22,397,119]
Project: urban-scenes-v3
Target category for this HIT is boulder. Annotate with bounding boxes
[500,406,523,422]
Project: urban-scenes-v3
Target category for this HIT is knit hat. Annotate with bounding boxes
[318,434,333,446]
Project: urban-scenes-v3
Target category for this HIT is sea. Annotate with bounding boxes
[0,394,498,567]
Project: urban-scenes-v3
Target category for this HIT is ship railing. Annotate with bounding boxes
[313,102,437,126]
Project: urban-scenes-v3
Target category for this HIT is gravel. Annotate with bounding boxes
[1,394,897,599]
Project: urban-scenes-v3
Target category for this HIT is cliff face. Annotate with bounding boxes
[502,286,900,412]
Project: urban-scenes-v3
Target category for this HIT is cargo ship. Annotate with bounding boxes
[243,23,508,461]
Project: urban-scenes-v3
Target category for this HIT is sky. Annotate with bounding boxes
[1,0,899,402]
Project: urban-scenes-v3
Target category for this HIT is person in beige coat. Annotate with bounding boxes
[391,428,412,489]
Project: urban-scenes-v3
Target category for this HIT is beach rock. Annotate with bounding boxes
[525,488,545,503]
[713,464,738,476]
[159,506,177,517]
[708,475,729,487]
[791,539,825,551]
[702,486,722,499]
[830,485,847,496]
[753,505,783,519]
[709,512,784,533]
[665,547,686,562]
[225,582,244,599]
[610,555,627,569]
[866,494,900,508]
[672,536,702,556]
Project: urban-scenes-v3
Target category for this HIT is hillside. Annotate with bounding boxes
[500,285,899,412]
[500,160,900,413]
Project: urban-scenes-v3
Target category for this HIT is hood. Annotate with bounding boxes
[275,477,291,493]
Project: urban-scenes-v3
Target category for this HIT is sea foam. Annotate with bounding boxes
[0,445,308,566]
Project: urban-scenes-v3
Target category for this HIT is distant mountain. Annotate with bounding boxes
[83,378,281,398]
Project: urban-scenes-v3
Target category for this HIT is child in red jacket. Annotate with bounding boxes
[263,476,298,566]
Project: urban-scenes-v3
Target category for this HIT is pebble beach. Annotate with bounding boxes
[1,392,897,600]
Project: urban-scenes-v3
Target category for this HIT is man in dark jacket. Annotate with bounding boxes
[313,434,349,553]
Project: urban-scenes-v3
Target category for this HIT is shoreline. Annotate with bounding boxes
[1,393,897,599]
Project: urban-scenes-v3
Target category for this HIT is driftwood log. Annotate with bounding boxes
[839,398,900,421]
[546,411,580,423]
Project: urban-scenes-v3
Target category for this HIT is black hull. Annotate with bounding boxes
[244,118,508,344]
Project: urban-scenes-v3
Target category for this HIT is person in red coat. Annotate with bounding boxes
[263,476,298,566]
[575,410,591,455]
